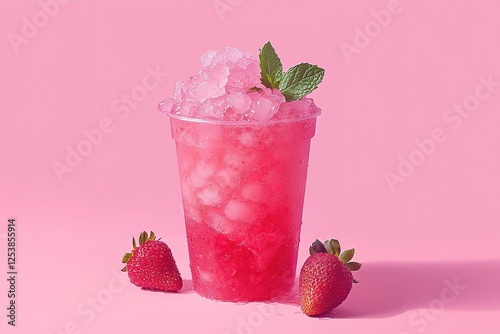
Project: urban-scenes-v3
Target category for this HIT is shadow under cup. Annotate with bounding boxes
[168,112,319,301]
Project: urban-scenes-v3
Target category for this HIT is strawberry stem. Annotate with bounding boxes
[122,231,158,272]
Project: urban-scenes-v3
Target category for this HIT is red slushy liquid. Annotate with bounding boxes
[170,116,317,301]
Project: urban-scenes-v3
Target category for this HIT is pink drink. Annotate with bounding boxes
[160,46,321,301]
[169,115,317,301]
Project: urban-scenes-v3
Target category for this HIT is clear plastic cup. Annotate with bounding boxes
[167,111,319,301]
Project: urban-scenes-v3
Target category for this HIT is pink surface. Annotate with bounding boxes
[1,0,500,333]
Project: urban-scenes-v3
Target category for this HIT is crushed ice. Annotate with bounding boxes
[159,47,320,122]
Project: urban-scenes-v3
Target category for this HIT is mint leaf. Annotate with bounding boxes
[257,42,325,100]
[248,86,262,92]
[278,63,325,101]
[259,42,283,89]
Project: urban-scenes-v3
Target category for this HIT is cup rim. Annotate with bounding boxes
[163,109,321,126]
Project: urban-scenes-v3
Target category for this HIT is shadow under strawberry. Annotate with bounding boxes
[327,260,500,318]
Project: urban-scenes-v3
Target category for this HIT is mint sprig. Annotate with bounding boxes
[278,63,324,102]
[258,41,324,102]
[259,42,283,89]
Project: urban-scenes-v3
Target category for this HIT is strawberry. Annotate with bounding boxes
[121,231,182,292]
[299,239,361,316]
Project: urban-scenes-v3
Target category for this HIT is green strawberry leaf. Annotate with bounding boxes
[139,231,148,245]
[340,248,355,263]
[330,239,341,257]
[278,63,324,102]
[122,252,132,264]
[309,239,328,255]
[346,262,362,271]
[259,42,283,89]
[323,240,333,254]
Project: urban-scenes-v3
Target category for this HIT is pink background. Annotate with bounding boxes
[1,0,500,333]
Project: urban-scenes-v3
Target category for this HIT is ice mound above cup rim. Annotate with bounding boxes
[158,47,321,123]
